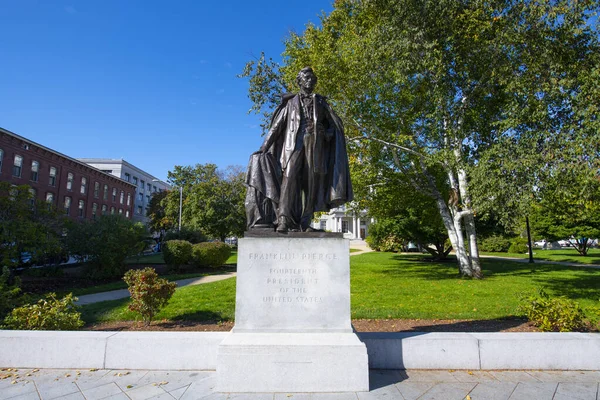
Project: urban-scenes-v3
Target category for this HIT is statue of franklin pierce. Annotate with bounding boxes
[245,67,353,233]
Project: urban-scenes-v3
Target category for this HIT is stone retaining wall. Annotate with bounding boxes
[1,331,598,370]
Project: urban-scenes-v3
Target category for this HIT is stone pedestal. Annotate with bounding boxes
[216,235,369,392]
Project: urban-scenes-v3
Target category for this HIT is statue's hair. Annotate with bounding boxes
[296,67,317,86]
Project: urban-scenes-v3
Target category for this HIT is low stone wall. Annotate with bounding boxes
[1,331,598,370]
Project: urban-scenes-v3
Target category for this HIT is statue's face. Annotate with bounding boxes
[298,71,317,93]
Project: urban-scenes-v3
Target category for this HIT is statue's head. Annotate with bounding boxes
[296,67,317,94]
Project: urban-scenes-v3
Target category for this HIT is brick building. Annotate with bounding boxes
[0,127,136,220]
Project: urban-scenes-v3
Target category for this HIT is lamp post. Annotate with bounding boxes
[178,186,182,232]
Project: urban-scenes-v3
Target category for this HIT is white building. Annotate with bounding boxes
[77,158,170,225]
[311,204,372,240]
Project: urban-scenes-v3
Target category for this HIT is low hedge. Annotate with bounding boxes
[192,242,231,268]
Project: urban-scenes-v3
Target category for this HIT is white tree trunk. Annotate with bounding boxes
[456,168,482,278]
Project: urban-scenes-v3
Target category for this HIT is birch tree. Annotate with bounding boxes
[240,0,599,278]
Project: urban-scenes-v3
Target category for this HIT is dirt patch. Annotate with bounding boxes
[86,318,538,332]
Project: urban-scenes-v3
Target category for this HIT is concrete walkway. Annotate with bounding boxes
[1,368,598,399]
[75,272,237,306]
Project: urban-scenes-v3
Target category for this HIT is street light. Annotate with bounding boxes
[153,179,182,232]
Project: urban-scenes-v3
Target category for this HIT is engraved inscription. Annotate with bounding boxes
[254,252,334,305]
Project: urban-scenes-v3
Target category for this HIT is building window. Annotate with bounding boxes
[110,206,115,215]
[138,192,143,202]
[101,169,113,174]
[64,196,71,215]
[118,208,123,215]
[140,180,145,193]
[133,176,138,185]
[137,206,142,215]
[48,167,57,186]
[46,192,54,203]
[153,185,157,193]
[29,188,37,207]
[66,173,74,190]
[342,220,349,233]
[13,155,23,177]
[320,220,327,231]
[101,204,107,215]
[146,195,150,203]
[30,161,39,182]
[112,188,117,202]
[103,184,109,201]
[78,200,85,218]
[125,210,130,218]
[80,177,87,194]
[94,182,100,198]
[124,173,130,182]
[92,203,98,219]
[119,190,124,204]
[147,183,151,192]
[127,193,131,206]
[0,148,3,172]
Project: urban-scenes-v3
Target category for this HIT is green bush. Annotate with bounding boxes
[192,242,232,267]
[0,266,24,320]
[366,219,405,252]
[123,267,177,325]
[162,240,193,269]
[479,235,512,252]
[3,293,84,330]
[518,289,586,332]
[508,237,529,254]
[164,228,206,244]
[65,215,147,279]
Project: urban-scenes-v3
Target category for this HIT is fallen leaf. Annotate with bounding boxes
[126,385,133,389]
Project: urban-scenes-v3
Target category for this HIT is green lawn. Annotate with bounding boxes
[80,252,600,325]
[480,248,600,265]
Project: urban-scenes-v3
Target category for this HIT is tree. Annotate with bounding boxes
[146,190,171,233]
[240,0,600,278]
[531,175,600,256]
[0,183,66,269]
[165,164,246,241]
[65,215,146,278]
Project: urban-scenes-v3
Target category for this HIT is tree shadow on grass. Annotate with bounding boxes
[380,254,584,281]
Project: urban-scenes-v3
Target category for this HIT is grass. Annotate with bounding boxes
[349,248,362,253]
[79,252,600,325]
[68,251,238,297]
[480,248,600,265]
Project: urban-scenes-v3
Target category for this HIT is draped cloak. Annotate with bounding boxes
[245,93,353,229]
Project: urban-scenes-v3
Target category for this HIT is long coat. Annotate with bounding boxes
[245,93,353,228]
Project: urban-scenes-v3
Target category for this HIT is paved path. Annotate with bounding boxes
[1,368,598,399]
[76,242,373,306]
[75,273,237,306]
[480,254,600,270]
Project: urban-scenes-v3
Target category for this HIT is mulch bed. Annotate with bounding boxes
[86,318,539,332]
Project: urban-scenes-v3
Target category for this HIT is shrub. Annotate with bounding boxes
[192,242,232,267]
[0,266,24,320]
[518,289,586,332]
[508,237,529,254]
[164,228,206,244]
[479,235,512,252]
[3,293,84,330]
[162,240,193,269]
[123,267,177,325]
[66,215,147,279]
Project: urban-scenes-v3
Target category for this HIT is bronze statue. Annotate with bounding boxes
[245,67,353,232]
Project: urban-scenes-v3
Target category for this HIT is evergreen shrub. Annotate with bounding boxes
[192,242,231,267]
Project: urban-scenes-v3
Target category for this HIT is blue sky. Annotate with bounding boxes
[0,1,334,181]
